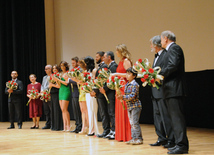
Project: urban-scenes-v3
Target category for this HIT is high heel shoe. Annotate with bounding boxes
[35,126,39,129]
[66,125,72,132]
[87,132,95,136]
[30,126,36,129]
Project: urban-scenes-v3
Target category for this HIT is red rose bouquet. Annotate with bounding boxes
[68,67,82,89]
[6,80,18,98]
[107,76,126,110]
[133,58,164,89]
[93,78,110,103]
[81,82,94,93]
[40,90,51,102]
[26,88,40,106]
[97,68,111,82]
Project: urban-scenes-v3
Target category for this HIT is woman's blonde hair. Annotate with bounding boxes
[79,58,87,69]
[116,44,132,63]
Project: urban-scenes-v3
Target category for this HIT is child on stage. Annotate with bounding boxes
[117,67,143,145]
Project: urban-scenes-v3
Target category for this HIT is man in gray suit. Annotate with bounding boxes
[149,36,174,147]
[41,65,52,129]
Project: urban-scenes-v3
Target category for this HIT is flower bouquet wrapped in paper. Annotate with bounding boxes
[67,67,82,89]
[133,58,164,89]
[26,88,40,106]
[81,82,94,93]
[6,80,18,98]
[40,90,51,102]
[93,78,110,103]
[47,74,57,93]
[97,68,111,82]
[107,76,126,109]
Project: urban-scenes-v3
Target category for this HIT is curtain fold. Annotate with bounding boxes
[0,0,46,121]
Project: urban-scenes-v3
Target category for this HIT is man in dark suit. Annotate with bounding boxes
[5,71,23,129]
[100,51,118,140]
[149,36,174,147]
[69,57,82,133]
[160,31,189,154]
[91,51,110,138]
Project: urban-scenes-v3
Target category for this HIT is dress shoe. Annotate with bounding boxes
[167,147,188,154]
[18,125,22,129]
[108,134,115,140]
[70,128,78,133]
[168,146,177,151]
[7,126,15,129]
[75,129,81,133]
[42,125,51,129]
[163,142,175,148]
[150,141,167,146]
[87,133,95,136]
[97,132,109,138]
[104,131,113,139]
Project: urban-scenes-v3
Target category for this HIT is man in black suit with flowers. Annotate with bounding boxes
[160,31,189,154]
[5,71,23,129]
[100,51,118,140]
[91,51,110,138]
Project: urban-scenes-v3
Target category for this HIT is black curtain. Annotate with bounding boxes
[0,0,46,121]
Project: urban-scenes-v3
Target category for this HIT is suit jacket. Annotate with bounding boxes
[5,79,23,103]
[151,50,166,99]
[160,43,187,99]
[94,62,108,98]
[68,78,79,98]
[41,75,49,92]
[103,61,118,99]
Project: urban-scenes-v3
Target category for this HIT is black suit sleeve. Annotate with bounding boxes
[161,46,182,78]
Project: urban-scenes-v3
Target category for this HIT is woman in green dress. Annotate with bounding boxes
[53,61,71,131]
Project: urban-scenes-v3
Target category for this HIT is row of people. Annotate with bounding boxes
[5,30,189,153]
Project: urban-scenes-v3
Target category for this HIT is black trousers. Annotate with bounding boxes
[152,98,174,142]
[43,101,51,127]
[72,97,82,130]
[97,97,110,133]
[165,97,189,150]
[8,101,22,126]
[107,94,115,131]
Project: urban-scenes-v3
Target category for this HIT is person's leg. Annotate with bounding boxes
[62,100,70,131]
[43,101,51,127]
[166,97,189,150]
[36,117,40,128]
[8,102,15,127]
[32,117,36,127]
[59,100,66,130]
[14,102,22,127]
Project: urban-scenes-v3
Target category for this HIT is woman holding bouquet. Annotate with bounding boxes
[83,56,99,136]
[53,61,71,131]
[113,44,132,142]
[27,74,42,129]
[49,64,63,131]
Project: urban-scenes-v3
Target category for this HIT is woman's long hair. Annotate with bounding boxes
[116,44,132,65]
[84,56,95,72]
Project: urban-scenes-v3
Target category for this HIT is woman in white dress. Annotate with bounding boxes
[83,56,100,136]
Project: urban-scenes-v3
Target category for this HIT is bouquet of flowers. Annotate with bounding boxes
[81,82,94,93]
[67,67,82,89]
[53,72,61,80]
[97,68,111,82]
[133,58,164,89]
[40,90,51,102]
[6,80,18,98]
[107,76,126,110]
[26,87,40,106]
[81,72,92,83]
[93,78,110,103]
[47,74,57,93]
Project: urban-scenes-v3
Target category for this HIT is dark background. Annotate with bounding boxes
[0,0,214,129]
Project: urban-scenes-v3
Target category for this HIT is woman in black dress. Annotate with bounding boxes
[49,64,63,131]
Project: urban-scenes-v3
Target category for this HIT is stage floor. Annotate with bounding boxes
[0,121,213,154]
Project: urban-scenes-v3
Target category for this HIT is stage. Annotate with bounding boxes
[0,121,213,154]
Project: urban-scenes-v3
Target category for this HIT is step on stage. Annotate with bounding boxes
[0,121,213,154]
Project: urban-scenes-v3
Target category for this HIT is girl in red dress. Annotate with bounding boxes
[113,44,132,142]
[27,74,42,129]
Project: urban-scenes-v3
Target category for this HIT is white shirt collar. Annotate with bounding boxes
[157,49,163,56]
[166,42,174,51]
[108,61,115,67]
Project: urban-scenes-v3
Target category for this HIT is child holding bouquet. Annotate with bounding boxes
[117,67,143,145]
